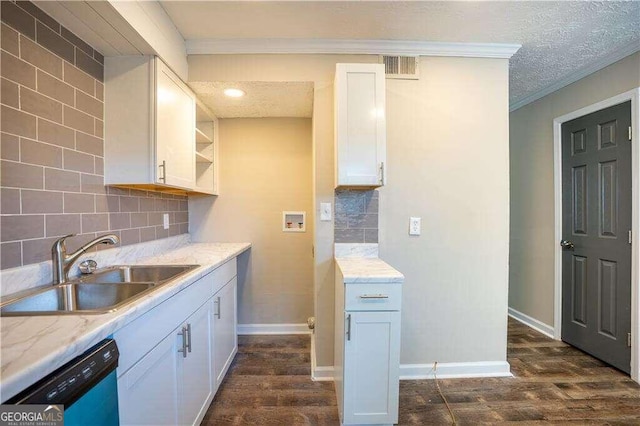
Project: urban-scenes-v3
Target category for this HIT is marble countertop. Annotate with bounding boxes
[335,257,404,283]
[0,242,250,402]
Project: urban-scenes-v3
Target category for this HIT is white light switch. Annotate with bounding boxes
[163,213,170,230]
[320,203,332,221]
[409,217,421,236]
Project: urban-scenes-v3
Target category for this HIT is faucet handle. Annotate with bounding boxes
[79,259,98,274]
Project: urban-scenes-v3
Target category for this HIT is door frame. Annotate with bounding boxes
[553,88,640,381]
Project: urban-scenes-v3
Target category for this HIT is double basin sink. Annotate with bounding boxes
[0,265,199,316]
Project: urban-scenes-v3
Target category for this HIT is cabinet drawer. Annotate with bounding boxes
[344,284,401,311]
[212,258,236,294]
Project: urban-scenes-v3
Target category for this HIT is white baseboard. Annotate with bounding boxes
[400,361,512,380]
[311,333,335,381]
[237,323,311,335]
[508,307,555,339]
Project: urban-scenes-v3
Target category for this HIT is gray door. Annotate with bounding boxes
[561,101,632,373]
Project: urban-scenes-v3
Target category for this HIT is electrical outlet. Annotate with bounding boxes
[320,202,332,221]
[409,217,421,236]
[163,213,170,230]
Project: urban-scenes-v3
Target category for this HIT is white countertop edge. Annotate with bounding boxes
[0,242,251,402]
[335,256,404,284]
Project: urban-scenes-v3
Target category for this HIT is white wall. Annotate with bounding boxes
[190,118,314,325]
[380,57,510,363]
[510,52,640,326]
[188,53,511,368]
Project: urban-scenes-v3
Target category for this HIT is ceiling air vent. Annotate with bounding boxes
[380,55,419,80]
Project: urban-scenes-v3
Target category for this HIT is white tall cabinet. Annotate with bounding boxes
[105,56,196,191]
[335,262,403,426]
[334,63,386,188]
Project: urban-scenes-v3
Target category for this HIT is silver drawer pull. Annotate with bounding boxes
[359,294,389,299]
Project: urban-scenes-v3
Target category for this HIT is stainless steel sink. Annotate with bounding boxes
[79,265,198,284]
[0,283,154,315]
[1,264,199,316]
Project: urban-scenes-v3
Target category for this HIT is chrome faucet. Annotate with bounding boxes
[52,234,120,284]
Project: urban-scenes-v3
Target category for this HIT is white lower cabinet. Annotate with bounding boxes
[335,266,402,425]
[115,258,239,426]
[212,277,238,390]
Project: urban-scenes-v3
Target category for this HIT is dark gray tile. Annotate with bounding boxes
[21,137,62,167]
[95,194,119,213]
[179,200,188,211]
[335,190,364,214]
[154,198,166,212]
[35,21,73,63]
[1,50,36,89]
[175,211,188,223]
[155,226,168,239]
[22,237,57,264]
[1,159,43,189]
[1,77,19,108]
[347,213,378,229]
[166,199,179,212]
[46,214,80,237]
[120,196,139,213]
[75,47,102,81]
[120,228,140,246]
[63,62,94,95]
[63,192,94,213]
[21,189,63,213]
[334,228,364,243]
[131,212,148,228]
[179,223,188,234]
[140,226,156,242]
[63,106,94,134]
[109,212,130,230]
[1,215,44,242]
[1,132,20,161]
[2,23,20,56]
[94,156,104,176]
[45,168,80,192]
[1,242,22,269]
[76,131,102,156]
[107,186,129,196]
[1,1,35,40]
[80,173,105,194]
[335,214,348,229]
[60,27,92,57]
[1,188,21,214]
[363,191,379,213]
[168,224,180,237]
[82,213,108,233]
[20,35,62,78]
[148,212,163,226]
[63,149,94,174]
[1,105,36,139]
[95,81,104,101]
[364,229,379,243]
[16,1,60,33]
[94,119,103,137]
[20,86,63,123]
[93,50,104,65]
[37,118,74,148]
[75,90,103,119]
[37,70,74,106]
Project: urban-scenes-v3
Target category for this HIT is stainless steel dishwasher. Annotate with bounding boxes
[7,339,120,426]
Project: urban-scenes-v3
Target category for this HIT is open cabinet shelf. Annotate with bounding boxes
[194,100,219,195]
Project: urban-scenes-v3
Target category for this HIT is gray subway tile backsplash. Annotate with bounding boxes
[1,1,189,270]
[334,189,379,244]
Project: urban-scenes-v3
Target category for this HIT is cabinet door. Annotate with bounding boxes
[180,302,213,426]
[155,59,195,189]
[118,329,180,425]
[335,63,386,187]
[212,277,238,389]
[343,311,400,425]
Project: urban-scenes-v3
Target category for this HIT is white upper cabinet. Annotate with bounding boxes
[105,56,196,192]
[334,63,386,189]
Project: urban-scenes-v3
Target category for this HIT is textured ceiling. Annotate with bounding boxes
[190,81,314,118]
[162,1,640,108]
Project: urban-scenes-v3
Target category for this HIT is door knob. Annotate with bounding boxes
[560,240,575,249]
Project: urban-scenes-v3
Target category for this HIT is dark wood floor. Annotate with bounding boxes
[201,319,640,425]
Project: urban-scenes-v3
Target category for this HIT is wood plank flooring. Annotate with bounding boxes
[201,319,640,425]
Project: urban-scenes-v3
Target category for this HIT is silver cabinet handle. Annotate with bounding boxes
[214,296,221,319]
[560,240,575,249]
[379,162,385,185]
[359,294,389,299]
[159,160,166,182]
[186,323,192,353]
[178,326,187,358]
[346,314,351,341]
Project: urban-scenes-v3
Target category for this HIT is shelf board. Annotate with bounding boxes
[195,127,212,144]
[196,151,213,163]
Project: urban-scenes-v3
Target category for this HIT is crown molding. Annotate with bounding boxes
[186,38,521,59]
[510,40,640,112]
